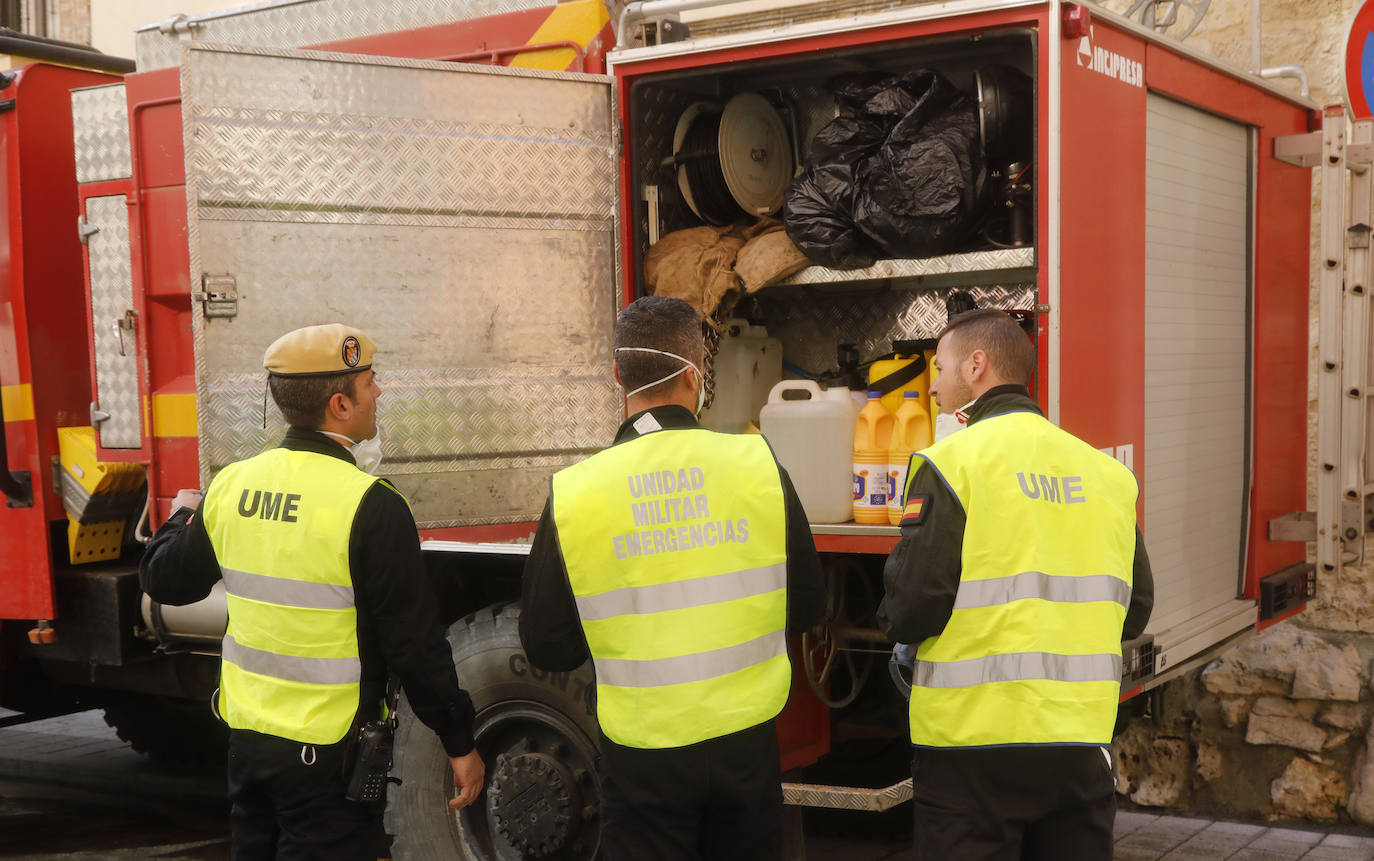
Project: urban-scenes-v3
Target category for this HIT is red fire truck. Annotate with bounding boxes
[0,0,1346,857]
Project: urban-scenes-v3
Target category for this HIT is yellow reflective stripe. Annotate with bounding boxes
[575,562,786,621]
[914,652,1122,689]
[594,628,786,688]
[1,384,33,422]
[222,635,361,685]
[151,392,197,437]
[510,0,608,70]
[953,572,1130,611]
[223,567,355,611]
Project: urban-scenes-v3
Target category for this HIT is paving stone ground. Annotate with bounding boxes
[7,710,1374,859]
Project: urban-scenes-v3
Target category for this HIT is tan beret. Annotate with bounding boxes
[263,324,376,377]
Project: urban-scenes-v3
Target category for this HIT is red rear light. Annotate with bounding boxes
[1063,4,1091,40]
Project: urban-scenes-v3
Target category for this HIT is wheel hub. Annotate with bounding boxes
[489,751,582,857]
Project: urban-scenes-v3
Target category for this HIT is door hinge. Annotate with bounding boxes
[193,275,238,318]
[90,402,110,426]
[78,216,100,245]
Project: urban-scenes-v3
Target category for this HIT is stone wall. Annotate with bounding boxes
[1098,0,1374,824]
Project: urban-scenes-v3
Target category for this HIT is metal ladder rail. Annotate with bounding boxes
[1316,107,1348,576]
[1343,117,1374,567]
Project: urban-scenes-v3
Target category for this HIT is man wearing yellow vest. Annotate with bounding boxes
[139,324,484,860]
[878,309,1153,860]
[519,296,825,861]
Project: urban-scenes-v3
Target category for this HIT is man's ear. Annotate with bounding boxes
[966,349,989,382]
[326,391,354,423]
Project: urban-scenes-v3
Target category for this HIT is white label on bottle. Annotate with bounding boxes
[854,464,886,509]
[888,462,908,508]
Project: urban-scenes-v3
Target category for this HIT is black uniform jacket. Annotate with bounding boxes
[519,404,827,674]
[877,385,1154,646]
[138,427,476,756]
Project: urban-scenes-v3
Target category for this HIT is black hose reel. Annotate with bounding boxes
[670,93,794,226]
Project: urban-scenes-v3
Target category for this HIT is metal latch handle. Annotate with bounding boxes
[112,310,137,357]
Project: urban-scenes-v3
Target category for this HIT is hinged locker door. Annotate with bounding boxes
[180,43,621,528]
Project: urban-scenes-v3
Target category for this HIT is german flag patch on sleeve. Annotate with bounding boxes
[900,494,931,526]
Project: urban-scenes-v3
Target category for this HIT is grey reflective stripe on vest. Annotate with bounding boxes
[222,635,361,686]
[953,572,1130,611]
[574,562,787,622]
[593,628,786,688]
[222,567,355,611]
[914,652,1122,689]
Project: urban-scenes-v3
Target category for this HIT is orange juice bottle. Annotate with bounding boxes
[853,391,895,524]
[887,391,933,525]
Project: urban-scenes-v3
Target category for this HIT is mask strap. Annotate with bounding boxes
[320,430,358,447]
[614,347,702,399]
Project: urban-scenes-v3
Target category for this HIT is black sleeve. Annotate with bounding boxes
[352,483,476,758]
[778,466,825,635]
[138,503,221,606]
[876,460,965,644]
[1123,527,1154,642]
[518,496,590,672]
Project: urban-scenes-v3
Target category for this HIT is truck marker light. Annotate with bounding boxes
[1062,3,1091,40]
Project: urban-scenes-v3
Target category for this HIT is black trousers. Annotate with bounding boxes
[910,745,1116,861]
[227,728,384,861]
[598,719,784,861]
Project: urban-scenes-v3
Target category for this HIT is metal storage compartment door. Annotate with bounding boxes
[181,43,621,528]
[1143,93,1255,672]
[84,194,142,450]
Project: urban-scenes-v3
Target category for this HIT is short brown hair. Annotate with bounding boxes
[614,296,705,397]
[268,371,360,429]
[939,309,1036,385]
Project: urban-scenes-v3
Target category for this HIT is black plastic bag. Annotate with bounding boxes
[781,117,885,270]
[784,70,987,268]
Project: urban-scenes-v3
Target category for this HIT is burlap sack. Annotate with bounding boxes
[735,228,811,293]
[644,226,745,317]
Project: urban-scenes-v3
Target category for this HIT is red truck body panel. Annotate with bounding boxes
[0,64,121,620]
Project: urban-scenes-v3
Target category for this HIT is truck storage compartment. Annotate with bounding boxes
[624,27,1038,530]
[627,26,1037,298]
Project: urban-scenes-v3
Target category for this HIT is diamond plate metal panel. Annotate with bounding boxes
[182,44,621,528]
[757,283,1037,375]
[71,84,131,184]
[86,196,142,449]
[137,0,571,71]
[782,778,913,812]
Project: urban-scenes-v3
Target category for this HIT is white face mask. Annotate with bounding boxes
[614,347,706,417]
[321,428,385,475]
[932,399,977,442]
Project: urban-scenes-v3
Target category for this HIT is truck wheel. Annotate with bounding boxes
[102,695,227,766]
[387,604,601,861]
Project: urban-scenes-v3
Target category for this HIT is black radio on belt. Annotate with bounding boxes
[345,677,401,804]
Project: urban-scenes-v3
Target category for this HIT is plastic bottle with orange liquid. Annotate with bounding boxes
[853,391,894,524]
[887,391,933,525]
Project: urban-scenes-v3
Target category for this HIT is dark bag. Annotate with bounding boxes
[783,70,988,267]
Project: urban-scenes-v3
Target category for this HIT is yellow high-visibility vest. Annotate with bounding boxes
[552,428,790,749]
[904,410,1138,748]
[201,448,379,744]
